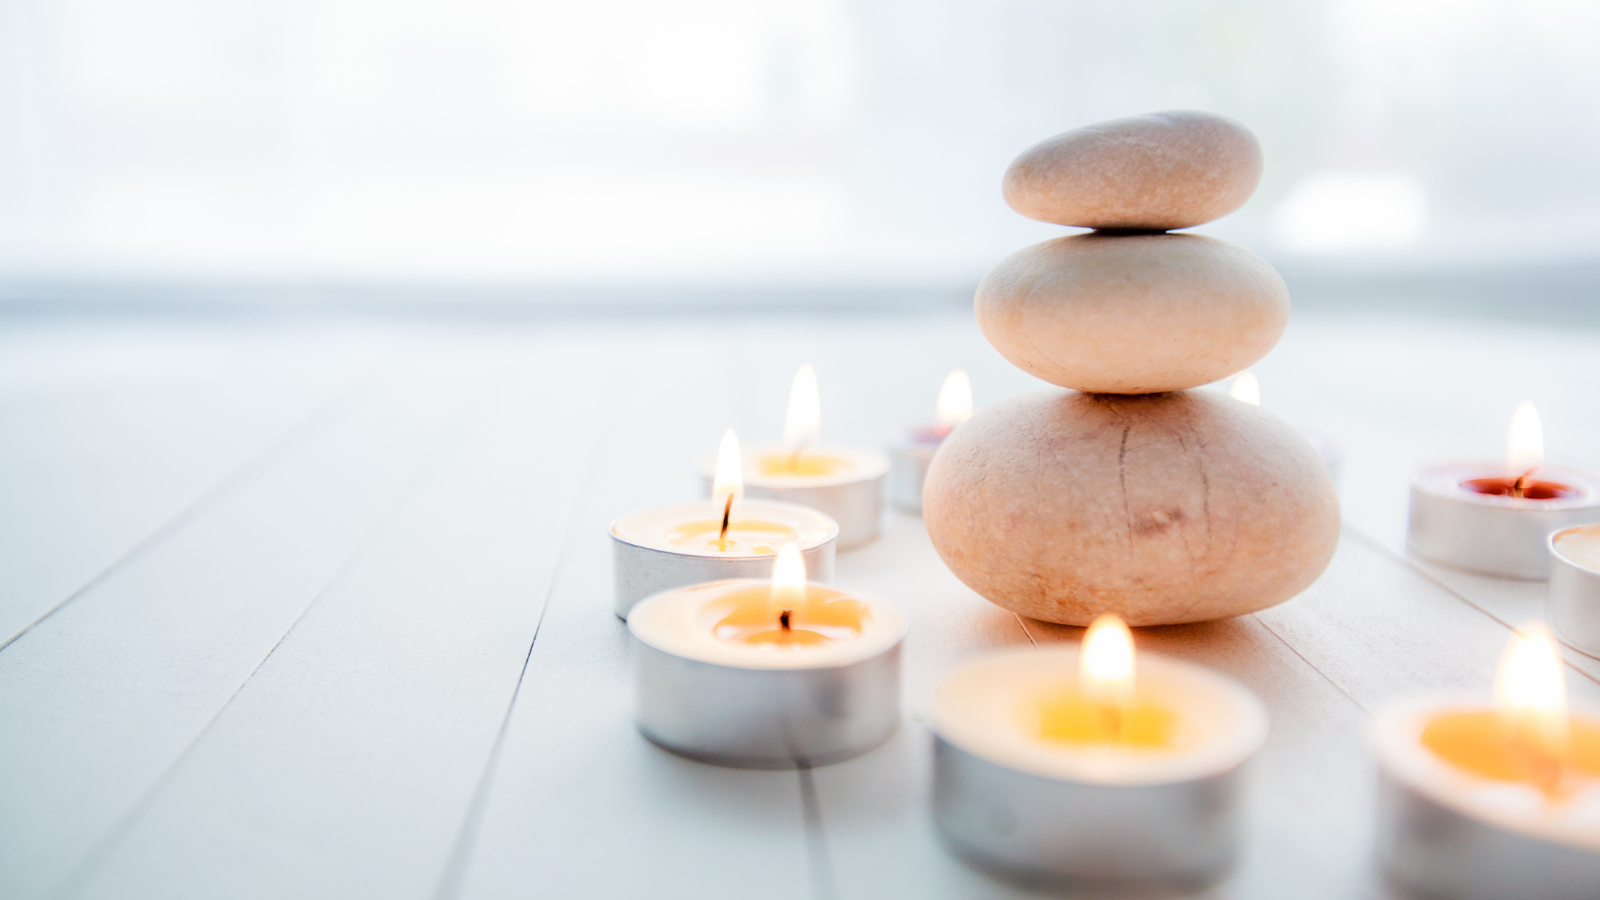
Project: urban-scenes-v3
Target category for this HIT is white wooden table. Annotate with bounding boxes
[3,308,1598,900]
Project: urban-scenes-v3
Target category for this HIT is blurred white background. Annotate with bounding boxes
[1,0,1598,298]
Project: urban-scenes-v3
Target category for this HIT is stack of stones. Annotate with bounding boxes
[924,111,1340,626]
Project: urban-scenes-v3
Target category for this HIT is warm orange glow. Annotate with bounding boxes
[1034,615,1177,748]
[708,581,866,647]
[705,550,866,649]
[712,429,743,507]
[756,453,849,477]
[1424,623,1598,797]
[1421,711,1600,792]
[768,542,807,624]
[1496,622,1569,759]
[783,364,821,452]
[1035,692,1179,747]
[664,518,793,554]
[1228,371,1261,406]
[1080,614,1136,708]
[935,369,973,429]
[1507,400,1543,474]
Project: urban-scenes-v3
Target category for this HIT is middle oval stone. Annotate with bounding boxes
[975,233,1288,394]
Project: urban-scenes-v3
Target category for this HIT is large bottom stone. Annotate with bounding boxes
[923,389,1339,626]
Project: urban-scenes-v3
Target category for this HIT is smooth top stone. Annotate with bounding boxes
[976,232,1289,394]
[1003,111,1262,230]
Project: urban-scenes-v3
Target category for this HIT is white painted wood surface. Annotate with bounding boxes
[2,310,1597,900]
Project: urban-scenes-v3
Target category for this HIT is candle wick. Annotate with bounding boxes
[716,493,733,550]
[779,609,792,632]
[787,446,804,471]
[716,486,732,550]
[1512,468,1538,499]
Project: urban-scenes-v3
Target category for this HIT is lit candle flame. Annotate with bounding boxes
[1506,401,1543,476]
[712,429,743,506]
[935,369,973,430]
[1495,621,1569,764]
[768,542,807,628]
[1228,371,1261,406]
[1080,614,1136,707]
[783,364,821,454]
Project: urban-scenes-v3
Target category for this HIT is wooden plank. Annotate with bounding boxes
[0,349,500,900]
[0,349,371,649]
[3,309,1596,899]
[1397,550,1600,685]
[71,335,621,900]
[449,326,819,900]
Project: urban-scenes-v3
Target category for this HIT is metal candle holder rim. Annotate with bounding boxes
[930,645,1269,787]
[1371,695,1600,854]
[1549,523,1600,569]
[1412,463,1600,509]
[607,499,840,560]
[697,442,893,489]
[627,578,908,672]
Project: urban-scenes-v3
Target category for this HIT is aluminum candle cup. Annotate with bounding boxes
[1408,464,1600,579]
[931,646,1268,891]
[887,427,948,514]
[1550,525,1600,657]
[628,578,906,769]
[699,443,889,550]
[1373,697,1600,900]
[610,500,837,619]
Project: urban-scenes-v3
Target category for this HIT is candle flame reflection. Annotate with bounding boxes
[1496,621,1569,761]
[936,369,973,430]
[712,429,743,506]
[783,364,821,454]
[768,542,807,626]
[1507,401,1543,475]
[1228,371,1261,406]
[1080,614,1136,707]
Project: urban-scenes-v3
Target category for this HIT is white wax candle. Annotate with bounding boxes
[712,442,892,491]
[1409,463,1600,580]
[933,645,1266,784]
[609,499,838,619]
[697,443,890,550]
[628,578,906,670]
[611,500,835,559]
[1374,697,1600,851]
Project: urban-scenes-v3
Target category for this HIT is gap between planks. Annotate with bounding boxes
[53,361,510,899]
[428,403,615,900]
[1339,525,1600,690]
[0,373,376,655]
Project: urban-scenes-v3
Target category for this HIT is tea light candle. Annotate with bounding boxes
[698,364,890,550]
[628,544,906,768]
[1409,402,1600,579]
[932,617,1267,890]
[1549,526,1600,658]
[887,369,972,514]
[612,430,838,619]
[1374,624,1600,900]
